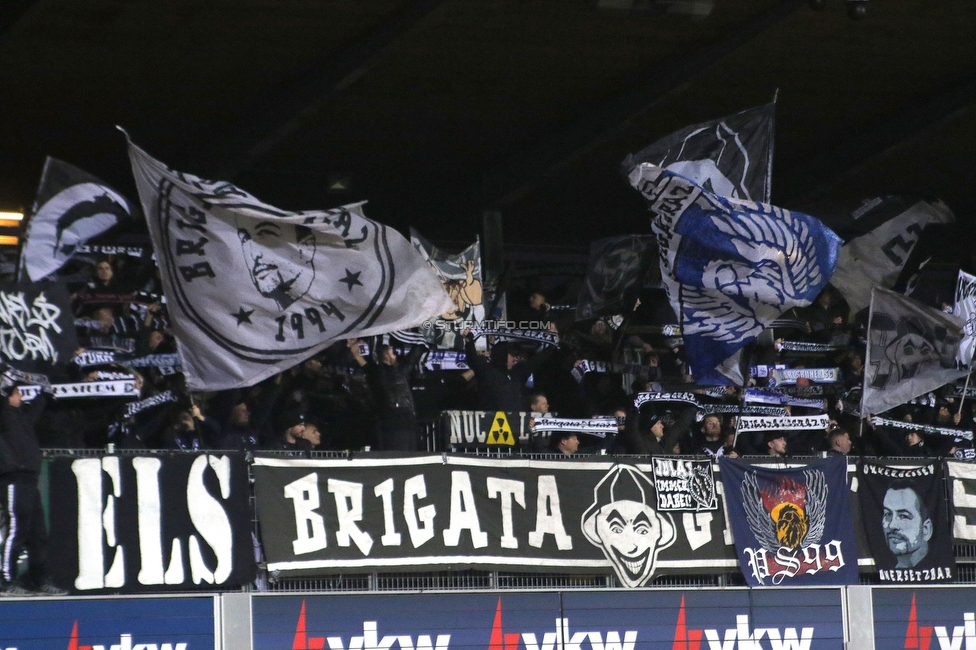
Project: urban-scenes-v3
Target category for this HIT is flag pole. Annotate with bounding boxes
[958,367,973,415]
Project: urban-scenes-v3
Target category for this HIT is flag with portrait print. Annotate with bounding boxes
[125,135,453,391]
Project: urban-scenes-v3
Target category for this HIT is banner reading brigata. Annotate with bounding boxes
[251,455,737,586]
[46,453,255,593]
[858,461,955,583]
[718,456,858,587]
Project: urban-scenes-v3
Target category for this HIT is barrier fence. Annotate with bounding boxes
[0,585,974,649]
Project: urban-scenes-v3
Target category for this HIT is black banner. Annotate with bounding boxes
[857,461,955,583]
[251,455,737,586]
[0,282,78,374]
[946,460,976,545]
[46,453,255,594]
[442,411,533,449]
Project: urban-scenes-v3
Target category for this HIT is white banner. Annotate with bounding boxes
[20,379,138,401]
[767,367,839,386]
[531,417,618,436]
[736,414,830,432]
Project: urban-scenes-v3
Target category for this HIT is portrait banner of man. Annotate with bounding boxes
[126,137,454,391]
[858,461,955,583]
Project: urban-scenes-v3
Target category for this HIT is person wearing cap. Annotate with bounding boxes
[0,381,67,596]
[263,408,311,451]
[765,431,788,457]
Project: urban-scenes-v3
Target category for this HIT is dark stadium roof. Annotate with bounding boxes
[2,0,975,246]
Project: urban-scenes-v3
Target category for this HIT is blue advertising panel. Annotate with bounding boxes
[0,597,215,650]
[873,587,976,650]
[254,589,845,650]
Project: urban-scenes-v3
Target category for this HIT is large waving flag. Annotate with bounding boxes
[954,270,976,365]
[622,103,775,203]
[826,197,954,315]
[20,157,134,282]
[862,288,968,415]
[575,234,658,321]
[126,137,453,390]
[628,163,841,384]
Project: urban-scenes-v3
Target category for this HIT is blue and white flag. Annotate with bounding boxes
[628,163,842,384]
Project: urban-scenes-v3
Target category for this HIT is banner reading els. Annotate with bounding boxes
[254,590,845,650]
[46,453,255,594]
[251,456,737,585]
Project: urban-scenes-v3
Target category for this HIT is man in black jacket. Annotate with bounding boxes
[348,339,425,451]
[0,383,67,596]
[463,332,555,413]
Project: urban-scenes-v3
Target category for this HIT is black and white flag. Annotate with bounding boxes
[622,103,775,203]
[21,157,134,282]
[828,197,954,315]
[575,235,658,321]
[409,230,485,349]
[0,282,78,375]
[862,288,968,415]
[126,138,454,390]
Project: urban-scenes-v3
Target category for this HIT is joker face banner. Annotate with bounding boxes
[251,455,738,587]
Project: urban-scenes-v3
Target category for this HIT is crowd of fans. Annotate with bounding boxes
[12,253,976,461]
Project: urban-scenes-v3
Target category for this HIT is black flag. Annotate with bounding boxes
[21,157,134,282]
[575,235,658,321]
[622,103,775,203]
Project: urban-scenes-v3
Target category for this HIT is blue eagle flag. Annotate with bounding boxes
[628,163,842,384]
[718,456,859,587]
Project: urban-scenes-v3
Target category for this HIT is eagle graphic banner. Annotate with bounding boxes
[126,138,454,390]
[628,163,842,384]
[862,288,968,415]
[21,157,135,282]
[718,456,859,587]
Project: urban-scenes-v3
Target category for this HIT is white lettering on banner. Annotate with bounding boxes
[442,471,489,548]
[74,457,124,590]
[281,472,582,556]
[72,455,236,590]
[286,473,328,554]
[744,540,846,586]
[325,621,450,650]
[328,479,373,555]
[950,463,976,542]
[187,454,234,583]
[404,475,436,548]
[374,479,403,546]
[487,477,526,549]
[0,291,62,363]
[528,475,573,550]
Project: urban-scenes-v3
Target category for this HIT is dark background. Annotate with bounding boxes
[2,0,974,249]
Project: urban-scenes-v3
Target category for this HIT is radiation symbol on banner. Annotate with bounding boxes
[487,412,515,445]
